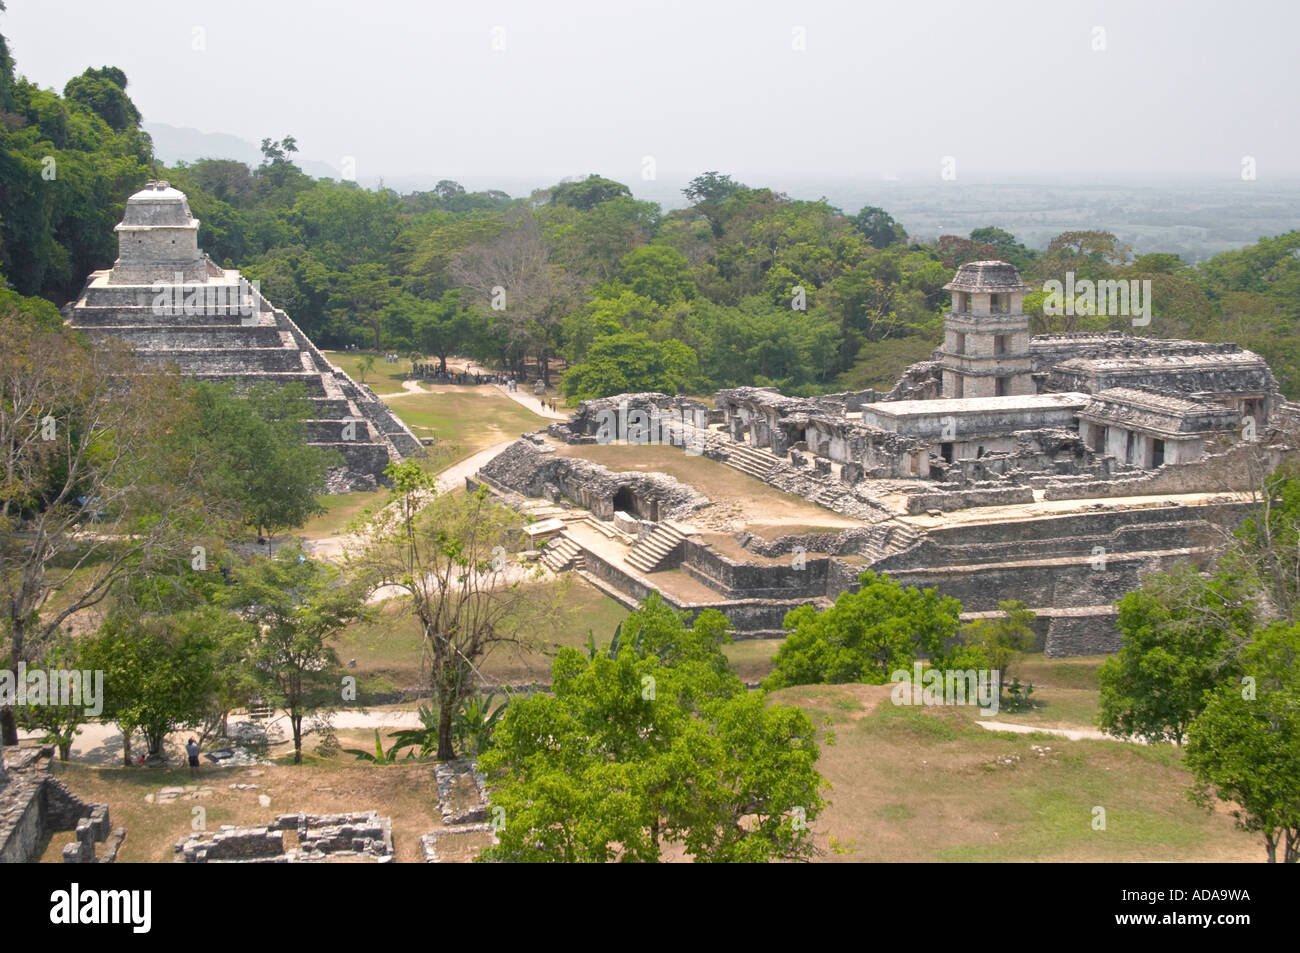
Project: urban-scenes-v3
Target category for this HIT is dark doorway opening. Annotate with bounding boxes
[613,487,637,516]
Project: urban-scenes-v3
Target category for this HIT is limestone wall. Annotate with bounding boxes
[1043,442,1295,500]
[679,538,829,600]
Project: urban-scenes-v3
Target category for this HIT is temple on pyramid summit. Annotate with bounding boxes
[68,181,420,490]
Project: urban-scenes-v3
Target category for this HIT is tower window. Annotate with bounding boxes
[955,332,966,355]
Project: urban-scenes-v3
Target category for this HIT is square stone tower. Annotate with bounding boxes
[108,180,208,284]
[939,260,1035,399]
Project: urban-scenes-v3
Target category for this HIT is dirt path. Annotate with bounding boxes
[373,379,428,398]
[492,382,567,419]
[302,440,516,562]
[974,719,1145,743]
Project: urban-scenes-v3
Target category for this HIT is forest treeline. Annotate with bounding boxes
[4,44,1300,399]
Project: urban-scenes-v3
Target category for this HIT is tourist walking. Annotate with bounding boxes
[186,738,201,777]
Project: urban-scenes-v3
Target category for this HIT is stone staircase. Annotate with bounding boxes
[625,522,688,574]
[541,534,585,572]
[723,442,780,480]
[860,522,925,565]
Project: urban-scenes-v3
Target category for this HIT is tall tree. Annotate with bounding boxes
[449,212,580,384]
[1185,622,1300,862]
[480,597,826,862]
[850,206,907,248]
[0,300,214,744]
[223,546,366,764]
[189,380,335,539]
[81,608,222,764]
[348,461,560,760]
[1097,562,1255,744]
[764,571,963,688]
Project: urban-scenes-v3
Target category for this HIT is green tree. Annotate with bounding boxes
[1185,622,1300,862]
[62,67,140,133]
[81,609,221,764]
[1097,562,1254,744]
[764,571,963,689]
[412,289,474,374]
[850,206,907,248]
[0,302,215,744]
[957,600,1037,684]
[480,597,825,862]
[349,463,561,760]
[550,174,632,211]
[560,330,698,401]
[615,245,696,305]
[223,546,366,764]
[16,639,89,761]
[189,381,335,539]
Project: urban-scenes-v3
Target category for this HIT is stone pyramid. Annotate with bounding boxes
[67,181,420,491]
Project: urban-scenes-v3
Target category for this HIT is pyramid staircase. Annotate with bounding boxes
[541,533,585,572]
[723,442,780,480]
[860,522,925,565]
[625,522,688,574]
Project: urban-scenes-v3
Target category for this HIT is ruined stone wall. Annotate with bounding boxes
[0,747,113,864]
[479,440,709,520]
[1042,442,1296,500]
[905,485,1035,514]
[679,539,829,600]
[0,773,45,864]
[881,551,1176,615]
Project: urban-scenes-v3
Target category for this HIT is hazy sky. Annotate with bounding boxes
[6,0,1299,189]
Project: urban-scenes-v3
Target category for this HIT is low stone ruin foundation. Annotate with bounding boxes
[0,745,122,864]
[175,810,393,863]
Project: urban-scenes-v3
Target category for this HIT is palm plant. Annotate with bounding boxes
[453,689,507,756]
[342,728,410,763]
[387,703,441,759]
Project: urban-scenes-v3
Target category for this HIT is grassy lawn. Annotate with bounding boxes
[321,349,411,392]
[335,576,631,695]
[297,385,547,537]
[384,387,546,455]
[723,637,781,684]
[777,683,1262,862]
[297,487,389,539]
[988,654,1106,729]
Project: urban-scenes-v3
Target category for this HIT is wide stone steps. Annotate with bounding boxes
[723,443,779,480]
[625,522,687,573]
[541,534,584,572]
[860,522,925,565]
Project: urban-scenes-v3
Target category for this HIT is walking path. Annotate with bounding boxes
[492,382,568,419]
[975,719,1143,743]
[301,440,516,562]
[16,707,427,766]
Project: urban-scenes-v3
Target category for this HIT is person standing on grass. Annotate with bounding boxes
[186,738,201,777]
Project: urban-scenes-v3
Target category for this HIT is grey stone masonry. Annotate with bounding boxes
[176,810,393,863]
[68,181,421,491]
[0,746,115,864]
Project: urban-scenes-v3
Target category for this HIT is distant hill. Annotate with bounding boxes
[145,122,342,180]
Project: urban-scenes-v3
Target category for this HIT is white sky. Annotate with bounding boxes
[5,0,1299,186]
